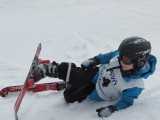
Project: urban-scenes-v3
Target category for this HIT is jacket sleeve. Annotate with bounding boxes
[95,50,119,64]
[114,87,143,110]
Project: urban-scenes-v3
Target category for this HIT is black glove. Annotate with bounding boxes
[81,57,98,70]
[96,105,117,117]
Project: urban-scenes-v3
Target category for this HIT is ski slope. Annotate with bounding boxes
[0,0,160,120]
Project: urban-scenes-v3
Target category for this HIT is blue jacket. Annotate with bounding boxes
[88,50,157,110]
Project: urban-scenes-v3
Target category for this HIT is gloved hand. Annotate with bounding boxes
[81,57,98,70]
[96,105,117,117]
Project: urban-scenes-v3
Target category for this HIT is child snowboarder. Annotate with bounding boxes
[32,36,157,117]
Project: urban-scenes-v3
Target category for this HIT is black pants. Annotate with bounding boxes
[57,62,99,103]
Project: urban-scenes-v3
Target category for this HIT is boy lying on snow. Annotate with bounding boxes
[32,36,157,117]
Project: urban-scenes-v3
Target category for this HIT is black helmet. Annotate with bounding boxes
[118,36,151,71]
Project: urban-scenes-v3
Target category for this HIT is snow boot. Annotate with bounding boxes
[32,61,59,82]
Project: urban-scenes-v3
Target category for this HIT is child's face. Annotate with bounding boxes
[120,61,134,70]
[120,56,134,71]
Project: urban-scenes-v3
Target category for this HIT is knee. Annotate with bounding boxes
[63,85,76,103]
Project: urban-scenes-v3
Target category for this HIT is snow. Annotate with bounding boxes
[0,0,160,120]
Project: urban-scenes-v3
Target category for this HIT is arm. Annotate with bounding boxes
[114,87,143,110]
[96,87,143,117]
[81,50,119,69]
[95,50,119,64]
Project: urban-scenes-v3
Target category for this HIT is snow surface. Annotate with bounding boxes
[0,0,160,120]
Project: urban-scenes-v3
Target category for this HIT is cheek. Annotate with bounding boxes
[121,62,134,70]
[127,64,134,69]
